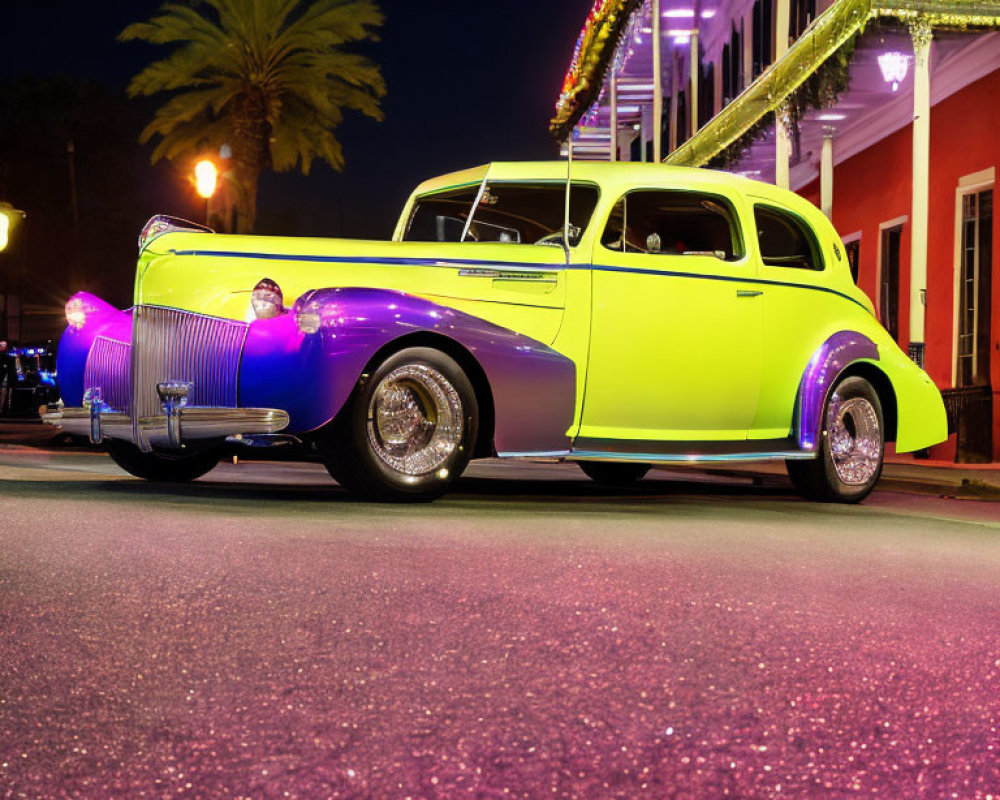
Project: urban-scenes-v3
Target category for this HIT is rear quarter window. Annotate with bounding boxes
[754,204,825,271]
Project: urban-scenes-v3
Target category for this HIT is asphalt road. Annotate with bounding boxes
[1,448,999,799]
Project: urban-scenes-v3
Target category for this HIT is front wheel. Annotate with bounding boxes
[323,347,479,501]
[786,375,884,503]
[106,439,221,482]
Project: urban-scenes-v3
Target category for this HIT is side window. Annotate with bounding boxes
[845,239,860,284]
[601,190,744,261]
[754,205,824,271]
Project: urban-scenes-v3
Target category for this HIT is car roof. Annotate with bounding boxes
[413,161,757,191]
[410,161,812,211]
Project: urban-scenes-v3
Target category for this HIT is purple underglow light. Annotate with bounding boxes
[797,332,879,451]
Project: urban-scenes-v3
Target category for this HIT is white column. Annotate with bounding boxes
[652,0,663,162]
[669,50,679,151]
[640,106,649,162]
[775,108,790,189]
[609,72,618,162]
[775,0,790,60]
[820,126,835,218]
[908,19,932,366]
[774,0,791,188]
[689,28,700,135]
[713,57,723,116]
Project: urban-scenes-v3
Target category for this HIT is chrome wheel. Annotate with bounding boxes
[826,393,881,485]
[366,363,464,476]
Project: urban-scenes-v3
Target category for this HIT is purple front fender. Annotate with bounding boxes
[56,292,133,408]
[240,288,577,454]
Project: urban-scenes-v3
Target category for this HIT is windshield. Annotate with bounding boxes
[403,182,599,245]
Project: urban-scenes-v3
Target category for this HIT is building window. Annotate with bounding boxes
[957,189,993,387]
[729,23,742,99]
[722,44,732,105]
[602,190,744,260]
[752,0,773,77]
[699,60,714,129]
[676,89,688,143]
[880,225,903,342]
[754,205,824,270]
[790,0,816,40]
[845,239,860,284]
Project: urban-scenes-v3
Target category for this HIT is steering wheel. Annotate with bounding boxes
[536,229,569,246]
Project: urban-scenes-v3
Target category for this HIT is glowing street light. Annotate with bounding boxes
[195,159,219,199]
[0,204,25,253]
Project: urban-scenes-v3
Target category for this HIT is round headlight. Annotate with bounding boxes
[65,297,87,329]
[251,278,284,319]
[294,298,323,334]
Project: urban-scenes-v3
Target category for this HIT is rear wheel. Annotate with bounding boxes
[106,439,221,482]
[577,461,651,486]
[323,347,478,501]
[786,375,884,503]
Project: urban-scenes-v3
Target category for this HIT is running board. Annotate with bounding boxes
[498,436,817,463]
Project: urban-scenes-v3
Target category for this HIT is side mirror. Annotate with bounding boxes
[646,232,662,253]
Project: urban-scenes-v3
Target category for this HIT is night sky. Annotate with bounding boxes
[1,0,586,241]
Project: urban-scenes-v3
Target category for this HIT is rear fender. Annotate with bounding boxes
[794,330,947,453]
[795,331,879,451]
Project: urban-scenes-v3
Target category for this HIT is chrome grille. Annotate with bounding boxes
[83,336,132,412]
[130,305,248,423]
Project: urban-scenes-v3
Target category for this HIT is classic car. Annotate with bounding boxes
[1,341,60,417]
[45,161,947,501]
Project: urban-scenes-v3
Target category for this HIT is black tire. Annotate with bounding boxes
[577,461,650,486]
[786,375,884,503]
[323,347,479,501]
[106,439,221,482]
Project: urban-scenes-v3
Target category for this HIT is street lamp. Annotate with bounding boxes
[194,159,218,226]
[0,204,26,345]
[0,203,25,253]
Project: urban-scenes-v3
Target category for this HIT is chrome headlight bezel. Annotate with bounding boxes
[251,278,285,320]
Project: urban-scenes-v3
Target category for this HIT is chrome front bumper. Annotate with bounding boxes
[43,406,289,449]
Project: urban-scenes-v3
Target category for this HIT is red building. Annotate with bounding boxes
[554,0,1000,461]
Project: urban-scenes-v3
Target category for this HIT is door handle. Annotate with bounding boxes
[736,289,763,298]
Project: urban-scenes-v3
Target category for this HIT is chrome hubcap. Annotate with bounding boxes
[367,364,463,476]
[826,394,881,485]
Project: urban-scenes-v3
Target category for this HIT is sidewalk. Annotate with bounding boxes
[686,456,1000,500]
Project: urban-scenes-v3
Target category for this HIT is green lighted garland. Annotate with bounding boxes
[707,31,860,169]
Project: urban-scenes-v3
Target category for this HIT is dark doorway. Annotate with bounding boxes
[953,188,994,463]
[957,190,993,388]
[879,225,902,343]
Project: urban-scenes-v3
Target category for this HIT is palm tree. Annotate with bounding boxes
[120,0,385,233]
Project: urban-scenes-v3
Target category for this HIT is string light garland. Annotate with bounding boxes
[550,0,644,142]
